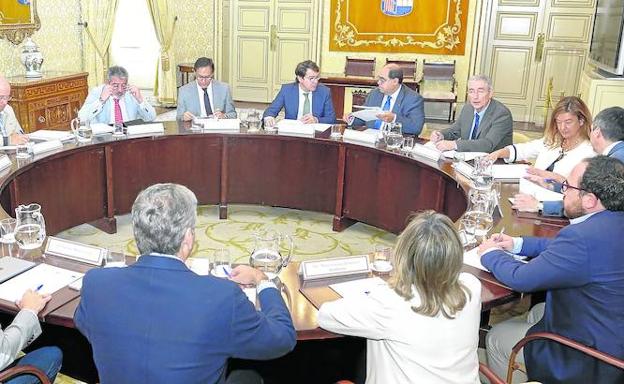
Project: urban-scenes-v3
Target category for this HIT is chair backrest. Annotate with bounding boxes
[385,59,417,81]
[421,60,456,92]
[0,365,51,384]
[344,57,376,78]
[507,332,624,383]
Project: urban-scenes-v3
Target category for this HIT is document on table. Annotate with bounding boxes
[329,277,387,298]
[276,119,330,133]
[519,178,563,201]
[423,142,488,160]
[463,248,488,272]
[0,264,83,303]
[351,107,382,122]
[492,164,529,180]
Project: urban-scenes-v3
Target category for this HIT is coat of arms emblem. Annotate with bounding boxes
[381,0,413,16]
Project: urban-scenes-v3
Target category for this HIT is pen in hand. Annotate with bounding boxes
[495,227,505,242]
[35,284,43,292]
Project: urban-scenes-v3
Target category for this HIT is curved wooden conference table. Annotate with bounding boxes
[0,122,565,343]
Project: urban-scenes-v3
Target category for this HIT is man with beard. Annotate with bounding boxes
[477,156,624,384]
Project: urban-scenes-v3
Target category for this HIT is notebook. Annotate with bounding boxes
[0,257,36,284]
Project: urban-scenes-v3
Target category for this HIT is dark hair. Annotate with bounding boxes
[295,60,320,82]
[194,57,215,72]
[580,156,624,211]
[388,66,404,84]
[593,107,624,142]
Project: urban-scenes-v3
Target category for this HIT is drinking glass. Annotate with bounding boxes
[459,217,476,246]
[330,124,343,140]
[384,123,404,150]
[0,218,16,244]
[264,116,276,132]
[113,123,125,137]
[16,144,31,159]
[472,155,494,190]
[372,244,393,273]
[247,110,262,132]
[105,248,127,267]
[211,248,232,278]
[401,136,414,155]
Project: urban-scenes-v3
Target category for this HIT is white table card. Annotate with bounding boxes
[44,236,107,266]
[126,123,165,136]
[299,255,370,280]
[198,118,240,131]
[410,143,441,161]
[342,129,377,147]
[32,140,63,156]
[0,155,11,171]
[452,161,475,178]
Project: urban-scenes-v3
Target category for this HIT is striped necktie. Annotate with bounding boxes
[114,99,123,125]
[469,113,480,140]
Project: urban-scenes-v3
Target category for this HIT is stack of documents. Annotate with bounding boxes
[196,118,240,131]
[492,164,529,180]
[126,123,165,136]
[32,140,63,156]
[91,123,114,135]
[0,264,83,303]
[463,248,488,272]
[519,178,563,201]
[276,120,315,137]
[28,130,74,142]
[411,143,441,161]
[342,129,378,147]
[351,106,382,122]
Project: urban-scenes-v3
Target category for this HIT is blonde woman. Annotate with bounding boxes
[488,96,596,211]
[318,211,481,384]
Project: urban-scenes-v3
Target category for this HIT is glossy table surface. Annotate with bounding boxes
[0,121,565,339]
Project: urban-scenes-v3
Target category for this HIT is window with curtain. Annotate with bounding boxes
[110,0,160,94]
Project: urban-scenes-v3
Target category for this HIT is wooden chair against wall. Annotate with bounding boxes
[344,57,376,78]
[385,59,418,81]
[0,365,51,384]
[420,60,457,122]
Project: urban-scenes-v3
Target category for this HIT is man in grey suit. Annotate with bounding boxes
[0,288,62,383]
[346,63,425,136]
[430,75,513,152]
[176,57,237,120]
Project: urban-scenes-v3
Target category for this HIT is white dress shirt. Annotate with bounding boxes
[297,85,314,120]
[195,82,215,117]
[318,273,482,384]
[504,139,596,178]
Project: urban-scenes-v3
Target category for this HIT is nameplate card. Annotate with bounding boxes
[299,255,370,281]
[278,124,315,138]
[28,130,74,142]
[342,129,377,147]
[198,118,240,131]
[452,161,475,179]
[91,123,114,135]
[493,164,528,180]
[410,143,441,161]
[0,155,11,171]
[126,123,165,137]
[32,140,63,156]
[44,237,107,266]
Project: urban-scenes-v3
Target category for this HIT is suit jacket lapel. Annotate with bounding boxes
[391,87,406,114]
[286,83,299,119]
[474,100,496,139]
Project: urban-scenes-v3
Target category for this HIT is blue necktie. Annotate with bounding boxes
[374,95,392,129]
[469,113,480,140]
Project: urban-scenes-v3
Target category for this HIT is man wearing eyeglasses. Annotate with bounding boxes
[263,60,336,127]
[78,66,156,124]
[429,74,513,152]
[478,156,624,384]
[176,57,236,121]
[0,76,29,146]
[345,63,425,136]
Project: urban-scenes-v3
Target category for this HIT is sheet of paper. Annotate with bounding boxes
[0,264,83,303]
[91,123,114,135]
[329,277,387,298]
[342,129,378,147]
[352,107,381,122]
[463,248,488,272]
[0,146,17,151]
[28,130,74,142]
[519,178,563,201]
[126,123,165,136]
[492,164,529,180]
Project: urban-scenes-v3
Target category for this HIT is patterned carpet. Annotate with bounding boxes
[58,204,397,265]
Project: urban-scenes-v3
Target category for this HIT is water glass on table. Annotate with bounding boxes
[105,248,127,267]
[211,248,232,278]
[372,244,393,273]
[384,123,404,150]
[401,136,414,155]
[0,218,16,244]
[459,217,477,247]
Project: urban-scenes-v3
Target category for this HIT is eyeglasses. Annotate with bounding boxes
[561,179,587,193]
[0,95,12,102]
[467,88,488,95]
[110,83,127,89]
[303,76,320,82]
[196,74,214,80]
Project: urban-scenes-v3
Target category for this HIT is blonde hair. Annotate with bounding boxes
[544,96,592,148]
[389,211,469,319]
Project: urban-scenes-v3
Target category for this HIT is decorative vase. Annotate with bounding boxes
[20,38,44,78]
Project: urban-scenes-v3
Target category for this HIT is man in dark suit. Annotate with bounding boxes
[346,63,425,136]
[479,156,624,384]
[430,75,512,152]
[263,60,336,126]
[75,183,296,384]
[176,57,237,120]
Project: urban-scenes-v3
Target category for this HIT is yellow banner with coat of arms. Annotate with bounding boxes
[330,0,469,54]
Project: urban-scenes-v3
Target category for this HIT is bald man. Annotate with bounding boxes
[0,76,28,146]
[345,64,425,136]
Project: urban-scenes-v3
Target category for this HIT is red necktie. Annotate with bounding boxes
[114,98,123,125]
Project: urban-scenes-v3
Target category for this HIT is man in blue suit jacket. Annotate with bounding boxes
[347,63,425,136]
[75,183,296,384]
[78,66,156,124]
[479,156,624,384]
[263,60,335,126]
